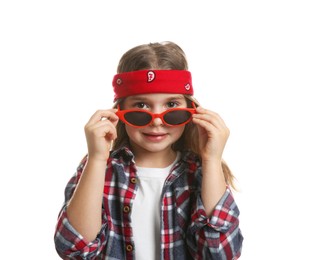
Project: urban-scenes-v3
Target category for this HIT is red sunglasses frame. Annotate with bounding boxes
[116,102,197,128]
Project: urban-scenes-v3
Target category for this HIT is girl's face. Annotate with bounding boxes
[122,93,187,155]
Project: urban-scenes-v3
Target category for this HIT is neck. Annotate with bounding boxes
[133,148,177,168]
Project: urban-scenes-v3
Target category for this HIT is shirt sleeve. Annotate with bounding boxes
[186,187,244,260]
[54,156,108,259]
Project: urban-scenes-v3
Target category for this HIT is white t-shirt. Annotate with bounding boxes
[131,154,180,260]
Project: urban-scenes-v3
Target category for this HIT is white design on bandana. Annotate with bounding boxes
[116,78,122,85]
[185,83,191,91]
[147,71,156,82]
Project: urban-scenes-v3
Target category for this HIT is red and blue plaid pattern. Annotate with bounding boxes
[54,147,243,259]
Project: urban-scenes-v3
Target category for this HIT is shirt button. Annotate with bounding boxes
[130,177,137,184]
[123,205,130,213]
[126,244,133,252]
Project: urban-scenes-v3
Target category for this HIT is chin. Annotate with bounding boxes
[132,142,173,154]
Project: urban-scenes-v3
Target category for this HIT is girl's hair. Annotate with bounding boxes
[112,41,236,189]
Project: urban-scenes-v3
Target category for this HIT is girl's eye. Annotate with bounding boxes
[167,101,178,108]
[135,102,147,109]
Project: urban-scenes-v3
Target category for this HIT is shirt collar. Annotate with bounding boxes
[110,146,135,163]
[110,146,199,167]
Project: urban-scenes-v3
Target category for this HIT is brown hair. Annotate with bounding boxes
[112,41,236,189]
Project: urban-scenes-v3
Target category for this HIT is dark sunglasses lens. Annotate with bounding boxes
[124,111,152,126]
[163,110,192,125]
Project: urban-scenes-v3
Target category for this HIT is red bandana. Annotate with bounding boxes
[112,70,193,101]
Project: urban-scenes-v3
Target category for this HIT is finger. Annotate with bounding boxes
[194,107,226,125]
[87,109,118,126]
[193,113,227,131]
[86,119,118,140]
[194,107,228,126]
[193,117,230,143]
[193,111,230,133]
[192,117,218,133]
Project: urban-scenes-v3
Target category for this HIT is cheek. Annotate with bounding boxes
[125,125,139,139]
[170,126,186,138]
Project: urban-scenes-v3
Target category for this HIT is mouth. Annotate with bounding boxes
[143,132,168,141]
[143,132,167,136]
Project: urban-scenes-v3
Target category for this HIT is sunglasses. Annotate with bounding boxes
[116,102,197,128]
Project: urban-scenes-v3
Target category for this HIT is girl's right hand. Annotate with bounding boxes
[84,109,119,161]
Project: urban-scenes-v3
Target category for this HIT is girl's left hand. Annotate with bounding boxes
[192,106,230,162]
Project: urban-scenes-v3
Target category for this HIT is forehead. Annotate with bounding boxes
[125,93,185,102]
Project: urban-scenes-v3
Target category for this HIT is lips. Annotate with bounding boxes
[143,132,167,141]
[143,132,167,137]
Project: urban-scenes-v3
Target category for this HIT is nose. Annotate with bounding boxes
[151,114,164,126]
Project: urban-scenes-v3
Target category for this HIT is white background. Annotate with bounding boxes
[1,1,308,259]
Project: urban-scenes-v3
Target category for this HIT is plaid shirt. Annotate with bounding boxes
[54,147,243,259]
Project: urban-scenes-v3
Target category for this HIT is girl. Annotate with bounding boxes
[54,41,243,259]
